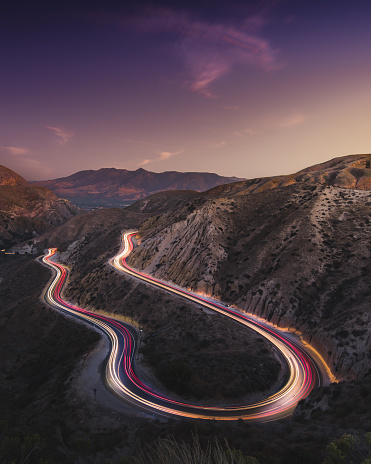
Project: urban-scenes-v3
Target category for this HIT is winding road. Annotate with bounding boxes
[41,231,332,421]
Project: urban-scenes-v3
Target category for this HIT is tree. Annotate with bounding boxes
[322,434,354,464]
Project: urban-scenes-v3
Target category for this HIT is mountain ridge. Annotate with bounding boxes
[125,154,371,215]
[127,154,371,381]
[31,167,244,205]
[203,154,371,199]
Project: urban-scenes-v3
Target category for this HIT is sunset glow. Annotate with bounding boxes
[1,1,370,180]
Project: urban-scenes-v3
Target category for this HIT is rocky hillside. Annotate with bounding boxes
[32,167,243,206]
[127,154,371,381]
[13,204,285,405]
[200,154,371,199]
[126,189,202,214]
[20,207,149,254]
[0,165,29,186]
[48,213,284,405]
[0,166,80,249]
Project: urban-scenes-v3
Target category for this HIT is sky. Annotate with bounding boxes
[1,0,371,181]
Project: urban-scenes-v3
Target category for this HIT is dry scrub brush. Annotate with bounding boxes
[132,435,258,464]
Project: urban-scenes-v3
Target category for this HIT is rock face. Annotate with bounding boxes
[128,154,371,381]
[0,165,29,186]
[0,166,80,249]
[32,167,244,205]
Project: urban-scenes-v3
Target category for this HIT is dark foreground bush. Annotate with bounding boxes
[129,435,259,464]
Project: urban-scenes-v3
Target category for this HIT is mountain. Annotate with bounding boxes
[0,165,29,186]
[32,167,244,206]
[201,153,371,199]
[0,166,80,249]
[124,154,371,214]
[2,155,370,463]
[127,154,371,382]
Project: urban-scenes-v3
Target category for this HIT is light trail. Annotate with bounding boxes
[40,231,333,421]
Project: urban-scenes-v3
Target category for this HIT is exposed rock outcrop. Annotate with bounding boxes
[0,166,81,249]
[0,165,29,186]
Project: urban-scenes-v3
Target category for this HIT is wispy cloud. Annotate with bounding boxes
[138,159,151,166]
[126,9,283,98]
[213,141,227,149]
[138,150,182,167]
[0,146,31,155]
[278,112,307,128]
[46,126,73,145]
[159,150,182,160]
[232,128,257,137]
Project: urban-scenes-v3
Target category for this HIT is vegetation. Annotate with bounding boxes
[0,422,47,464]
[130,435,259,464]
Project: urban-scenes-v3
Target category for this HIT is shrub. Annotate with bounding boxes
[133,436,259,464]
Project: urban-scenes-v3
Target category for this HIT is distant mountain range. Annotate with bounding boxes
[32,168,244,206]
[127,154,371,214]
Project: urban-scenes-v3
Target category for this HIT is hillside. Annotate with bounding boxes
[32,167,244,206]
[21,206,149,254]
[126,189,202,214]
[0,166,80,249]
[3,155,371,463]
[202,153,371,198]
[127,154,371,381]
[23,206,285,405]
[0,165,29,186]
[2,254,370,464]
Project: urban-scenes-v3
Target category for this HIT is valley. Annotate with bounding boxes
[0,154,370,463]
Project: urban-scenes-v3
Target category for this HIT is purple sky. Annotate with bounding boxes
[1,0,371,180]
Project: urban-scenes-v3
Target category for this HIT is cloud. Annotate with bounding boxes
[232,128,256,137]
[0,146,31,155]
[213,141,226,149]
[138,150,182,167]
[127,9,283,98]
[159,150,182,160]
[138,159,151,166]
[46,126,73,145]
[278,112,307,128]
